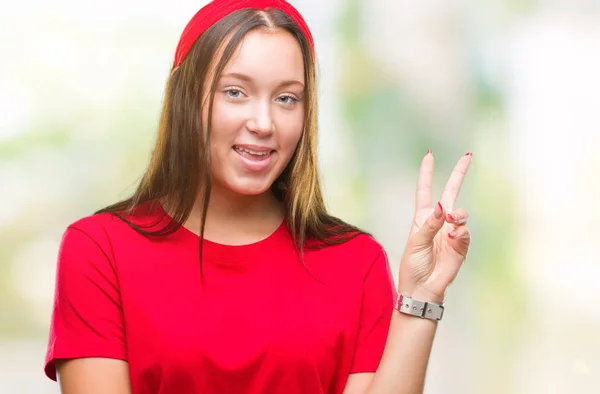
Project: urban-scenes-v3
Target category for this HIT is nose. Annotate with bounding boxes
[246,101,274,136]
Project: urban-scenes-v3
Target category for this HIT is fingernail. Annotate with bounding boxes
[448,231,457,239]
[465,152,472,157]
[427,149,432,155]
[434,202,443,219]
[447,213,455,222]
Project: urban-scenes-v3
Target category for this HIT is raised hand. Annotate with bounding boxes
[398,151,473,304]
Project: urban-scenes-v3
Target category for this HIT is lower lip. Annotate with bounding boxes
[233,148,274,172]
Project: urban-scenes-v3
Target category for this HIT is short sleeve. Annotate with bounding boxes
[44,225,127,381]
[350,246,397,373]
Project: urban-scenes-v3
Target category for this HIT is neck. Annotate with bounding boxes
[185,184,285,244]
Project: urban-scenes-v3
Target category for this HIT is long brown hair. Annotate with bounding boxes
[97,8,364,264]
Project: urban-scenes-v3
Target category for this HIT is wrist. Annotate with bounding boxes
[394,293,445,321]
[397,285,445,304]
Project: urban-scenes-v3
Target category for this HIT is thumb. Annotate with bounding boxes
[414,202,445,244]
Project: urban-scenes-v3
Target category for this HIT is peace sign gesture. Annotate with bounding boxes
[397,151,473,304]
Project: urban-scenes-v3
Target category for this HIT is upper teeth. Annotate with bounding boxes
[237,146,269,156]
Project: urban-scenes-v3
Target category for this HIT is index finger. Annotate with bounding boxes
[415,150,435,211]
[439,152,472,210]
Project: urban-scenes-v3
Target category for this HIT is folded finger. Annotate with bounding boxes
[448,225,471,240]
[447,225,471,258]
[446,208,469,226]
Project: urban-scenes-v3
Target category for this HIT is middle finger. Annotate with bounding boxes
[440,153,472,210]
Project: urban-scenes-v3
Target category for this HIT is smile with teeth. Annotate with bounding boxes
[234,146,272,156]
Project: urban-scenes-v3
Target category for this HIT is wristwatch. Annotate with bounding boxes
[395,294,444,321]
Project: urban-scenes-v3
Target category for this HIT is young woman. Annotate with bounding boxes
[44,1,473,393]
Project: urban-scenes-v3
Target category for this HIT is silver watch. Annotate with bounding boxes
[395,294,444,321]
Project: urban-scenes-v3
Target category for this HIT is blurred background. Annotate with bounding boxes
[1,0,599,392]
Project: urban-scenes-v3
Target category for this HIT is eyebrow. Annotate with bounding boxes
[220,72,305,88]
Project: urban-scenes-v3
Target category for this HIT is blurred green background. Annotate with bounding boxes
[1,0,599,393]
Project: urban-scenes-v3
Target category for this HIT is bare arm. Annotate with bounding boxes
[56,358,131,394]
[342,294,437,394]
[344,152,473,394]
[46,226,129,393]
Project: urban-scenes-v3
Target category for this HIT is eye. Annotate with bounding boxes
[223,87,246,99]
[276,94,299,105]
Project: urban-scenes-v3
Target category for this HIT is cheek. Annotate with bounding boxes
[208,102,242,147]
[278,112,304,154]
[285,131,303,159]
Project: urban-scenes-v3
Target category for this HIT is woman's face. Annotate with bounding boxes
[205,28,305,196]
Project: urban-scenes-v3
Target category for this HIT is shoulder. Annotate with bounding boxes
[68,212,124,239]
[73,200,167,234]
[338,232,387,274]
[304,231,388,278]
[64,212,131,250]
[334,232,385,260]
[56,213,126,269]
[62,202,166,257]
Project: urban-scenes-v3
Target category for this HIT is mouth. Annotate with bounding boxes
[233,145,275,159]
[232,145,275,172]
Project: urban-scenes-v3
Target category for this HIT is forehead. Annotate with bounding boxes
[220,28,305,84]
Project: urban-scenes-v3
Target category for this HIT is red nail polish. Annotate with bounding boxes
[465,152,472,156]
[427,149,432,155]
[448,232,455,239]
[434,202,443,219]
[448,214,455,222]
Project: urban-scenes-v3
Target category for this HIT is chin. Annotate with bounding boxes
[223,178,275,197]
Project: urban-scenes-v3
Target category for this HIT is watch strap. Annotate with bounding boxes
[395,294,444,321]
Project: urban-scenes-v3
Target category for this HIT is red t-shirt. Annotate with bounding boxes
[45,205,397,393]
